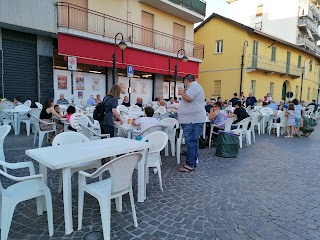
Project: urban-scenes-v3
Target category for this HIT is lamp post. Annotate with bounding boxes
[174,49,188,97]
[300,57,313,101]
[112,32,127,85]
[240,40,249,95]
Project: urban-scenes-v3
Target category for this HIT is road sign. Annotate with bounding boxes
[127,66,134,78]
[68,56,77,71]
[286,91,293,99]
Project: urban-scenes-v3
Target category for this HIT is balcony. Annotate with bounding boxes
[297,18,318,33]
[57,2,204,59]
[139,0,206,23]
[297,36,316,50]
[247,54,301,79]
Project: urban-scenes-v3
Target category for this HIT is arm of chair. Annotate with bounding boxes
[0,161,35,175]
[94,133,110,138]
[3,173,44,182]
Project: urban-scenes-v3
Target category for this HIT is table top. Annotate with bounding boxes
[25,137,151,170]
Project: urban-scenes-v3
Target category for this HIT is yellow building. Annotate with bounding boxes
[194,14,320,103]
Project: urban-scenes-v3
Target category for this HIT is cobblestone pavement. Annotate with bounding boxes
[3,126,320,240]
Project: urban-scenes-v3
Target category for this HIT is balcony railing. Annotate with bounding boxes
[247,54,301,78]
[57,2,204,59]
[297,36,316,49]
[297,18,318,32]
[167,0,206,16]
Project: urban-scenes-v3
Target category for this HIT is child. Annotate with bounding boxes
[285,103,296,138]
[66,105,77,132]
[54,105,60,114]
[132,106,159,132]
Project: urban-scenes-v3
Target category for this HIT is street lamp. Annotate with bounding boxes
[300,57,313,101]
[240,40,249,95]
[174,49,188,97]
[112,32,127,85]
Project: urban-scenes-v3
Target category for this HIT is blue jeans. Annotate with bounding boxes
[181,123,203,168]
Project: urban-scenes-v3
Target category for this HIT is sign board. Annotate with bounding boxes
[127,66,134,78]
[286,91,293,99]
[68,56,77,71]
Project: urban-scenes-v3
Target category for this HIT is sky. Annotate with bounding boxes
[205,0,230,18]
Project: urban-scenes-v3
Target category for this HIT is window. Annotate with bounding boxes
[213,80,221,96]
[270,82,274,97]
[215,40,223,54]
[251,80,256,96]
[313,88,316,100]
[307,87,310,100]
[295,86,299,98]
[298,55,302,68]
[141,11,154,47]
[309,62,313,72]
[271,46,276,61]
[173,23,185,52]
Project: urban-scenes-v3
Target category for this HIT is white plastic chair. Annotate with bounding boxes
[160,118,179,156]
[52,132,102,193]
[176,126,184,164]
[31,114,56,148]
[231,117,251,148]
[69,113,90,131]
[78,153,143,240]
[304,108,313,118]
[248,110,262,135]
[248,116,260,143]
[35,102,43,110]
[141,131,168,192]
[0,125,11,172]
[208,118,234,148]
[15,105,32,136]
[0,110,14,127]
[116,105,129,113]
[79,124,110,140]
[23,100,32,107]
[129,105,141,111]
[154,106,167,120]
[268,114,287,137]
[132,125,164,139]
[0,161,53,239]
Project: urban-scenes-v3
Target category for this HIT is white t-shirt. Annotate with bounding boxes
[135,117,159,132]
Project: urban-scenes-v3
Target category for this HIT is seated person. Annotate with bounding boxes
[267,100,278,110]
[13,96,22,106]
[278,100,288,111]
[87,95,96,106]
[122,96,130,107]
[57,94,69,105]
[230,93,239,107]
[229,100,250,124]
[135,97,143,108]
[54,105,60,114]
[208,101,228,133]
[66,105,77,132]
[132,106,159,132]
[307,100,318,112]
[95,94,102,104]
[159,99,167,108]
[205,99,216,113]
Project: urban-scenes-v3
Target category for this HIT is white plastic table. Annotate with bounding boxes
[25,138,151,235]
[3,108,30,135]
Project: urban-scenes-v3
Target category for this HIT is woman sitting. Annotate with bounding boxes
[40,97,64,143]
[208,101,228,133]
[66,105,77,132]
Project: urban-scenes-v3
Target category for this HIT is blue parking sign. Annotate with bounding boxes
[127,66,134,78]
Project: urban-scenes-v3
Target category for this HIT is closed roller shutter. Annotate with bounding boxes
[2,30,38,103]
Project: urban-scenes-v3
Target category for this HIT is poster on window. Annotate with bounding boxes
[170,82,175,98]
[91,78,100,91]
[76,77,85,90]
[163,82,169,99]
[119,83,126,94]
[176,82,184,99]
[140,83,147,94]
[58,75,68,90]
[78,91,83,99]
[131,82,138,94]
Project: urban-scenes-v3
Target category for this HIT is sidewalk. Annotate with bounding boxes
[2,126,320,239]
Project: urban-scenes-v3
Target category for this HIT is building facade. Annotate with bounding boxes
[0,0,206,105]
[226,0,320,56]
[194,14,320,103]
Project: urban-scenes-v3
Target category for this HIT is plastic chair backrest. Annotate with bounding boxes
[24,100,32,107]
[35,102,43,110]
[224,118,234,132]
[84,153,143,195]
[160,118,178,134]
[70,113,89,130]
[30,114,41,131]
[129,105,141,111]
[14,105,31,115]
[236,117,251,130]
[30,109,41,118]
[260,107,274,115]
[248,110,262,117]
[52,132,90,146]
[117,105,128,113]
[138,125,164,138]
[141,131,168,154]
[155,106,166,115]
[0,125,11,163]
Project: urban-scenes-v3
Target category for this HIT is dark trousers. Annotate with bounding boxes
[100,124,115,138]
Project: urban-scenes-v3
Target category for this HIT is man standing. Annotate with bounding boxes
[178,74,206,172]
[56,94,69,105]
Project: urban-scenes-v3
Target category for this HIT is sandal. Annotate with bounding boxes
[179,165,194,172]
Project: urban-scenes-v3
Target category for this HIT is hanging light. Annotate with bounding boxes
[182,55,188,62]
[118,40,127,50]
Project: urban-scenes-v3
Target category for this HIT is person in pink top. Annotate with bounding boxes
[66,105,77,132]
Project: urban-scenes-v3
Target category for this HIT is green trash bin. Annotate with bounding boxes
[215,131,239,158]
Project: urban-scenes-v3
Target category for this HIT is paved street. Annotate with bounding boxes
[3,126,320,240]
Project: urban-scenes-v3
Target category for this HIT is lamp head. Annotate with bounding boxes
[118,40,127,50]
[182,55,188,62]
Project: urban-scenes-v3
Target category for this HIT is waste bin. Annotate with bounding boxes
[215,131,239,158]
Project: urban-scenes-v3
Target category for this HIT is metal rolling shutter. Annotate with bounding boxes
[2,31,38,103]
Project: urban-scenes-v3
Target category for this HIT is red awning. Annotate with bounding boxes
[58,33,199,77]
